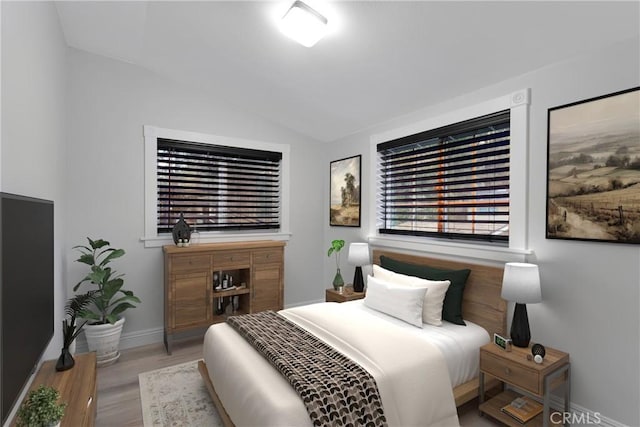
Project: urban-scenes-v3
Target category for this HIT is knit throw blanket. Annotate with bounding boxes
[227,310,387,427]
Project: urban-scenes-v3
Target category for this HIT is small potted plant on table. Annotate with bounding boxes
[16,385,66,427]
[327,239,345,290]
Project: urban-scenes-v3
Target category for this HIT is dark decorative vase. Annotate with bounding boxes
[352,266,365,292]
[55,347,75,372]
[510,303,531,348]
[332,268,344,290]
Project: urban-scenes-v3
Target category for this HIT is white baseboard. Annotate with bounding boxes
[548,395,628,427]
[75,326,164,354]
[504,387,628,427]
[119,326,165,350]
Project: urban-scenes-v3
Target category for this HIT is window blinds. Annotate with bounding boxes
[157,139,282,233]
[377,111,510,243]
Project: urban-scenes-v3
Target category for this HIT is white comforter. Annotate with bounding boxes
[203,302,460,427]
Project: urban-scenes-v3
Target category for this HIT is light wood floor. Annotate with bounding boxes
[96,337,203,426]
[96,337,499,426]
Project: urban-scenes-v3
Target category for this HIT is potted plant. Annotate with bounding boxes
[73,238,141,367]
[16,385,66,427]
[327,239,345,290]
[56,291,96,371]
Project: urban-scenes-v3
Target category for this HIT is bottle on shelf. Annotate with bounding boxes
[215,298,224,315]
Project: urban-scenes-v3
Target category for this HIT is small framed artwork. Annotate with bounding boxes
[330,155,361,227]
[546,87,640,244]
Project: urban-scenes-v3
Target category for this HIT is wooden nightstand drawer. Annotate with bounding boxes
[480,351,540,394]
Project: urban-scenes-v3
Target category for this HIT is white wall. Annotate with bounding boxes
[3,2,638,425]
[64,48,325,344]
[325,37,640,426]
[1,1,68,360]
[1,2,68,424]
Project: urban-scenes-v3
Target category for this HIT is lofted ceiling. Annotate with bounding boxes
[55,1,639,142]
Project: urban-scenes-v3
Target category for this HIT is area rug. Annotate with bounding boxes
[139,360,222,427]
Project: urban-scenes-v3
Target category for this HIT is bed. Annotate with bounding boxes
[198,249,506,426]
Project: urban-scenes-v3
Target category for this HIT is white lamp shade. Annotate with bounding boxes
[279,0,328,47]
[347,243,370,266]
[501,262,542,304]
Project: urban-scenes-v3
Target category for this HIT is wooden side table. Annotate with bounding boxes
[479,343,570,427]
[12,352,97,426]
[325,286,365,303]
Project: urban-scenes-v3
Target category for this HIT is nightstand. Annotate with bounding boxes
[325,286,365,303]
[479,343,570,427]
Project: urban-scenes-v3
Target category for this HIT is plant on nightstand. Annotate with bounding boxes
[73,238,141,367]
[16,385,66,427]
[327,239,345,290]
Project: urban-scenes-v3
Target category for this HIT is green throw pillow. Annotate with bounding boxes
[379,255,471,325]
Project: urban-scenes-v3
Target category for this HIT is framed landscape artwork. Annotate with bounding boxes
[330,155,361,227]
[546,87,640,244]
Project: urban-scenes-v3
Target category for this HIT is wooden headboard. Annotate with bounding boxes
[372,249,507,338]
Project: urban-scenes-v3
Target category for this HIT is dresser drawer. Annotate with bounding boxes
[170,254,210,272]
[253,249,283,264]
[480,351,540,395]
[213,251,251,268]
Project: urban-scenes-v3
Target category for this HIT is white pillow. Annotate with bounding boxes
[363,275,427,328]
[372,264,451,326]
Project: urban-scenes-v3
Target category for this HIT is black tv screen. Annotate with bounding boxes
[0,193,54,424]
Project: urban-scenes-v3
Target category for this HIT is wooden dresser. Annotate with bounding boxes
[163,240,285,354]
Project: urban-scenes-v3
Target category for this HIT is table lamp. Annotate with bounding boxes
[501,262,542,348]
[348,243,369,292]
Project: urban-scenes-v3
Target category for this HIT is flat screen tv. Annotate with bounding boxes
[0,193,54,425]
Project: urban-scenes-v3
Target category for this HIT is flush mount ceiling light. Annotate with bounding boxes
[279,0,328,47]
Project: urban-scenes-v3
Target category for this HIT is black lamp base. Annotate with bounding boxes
[510,303,531,348]
[353,266,364,292]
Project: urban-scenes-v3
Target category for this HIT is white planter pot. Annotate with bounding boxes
[84,317,125,367]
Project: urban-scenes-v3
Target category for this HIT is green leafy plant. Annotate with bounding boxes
[72,238,141,325]
[327,239,346,289]
[327,239,345,270]
[16,385,66,427]
[61,291,96,349]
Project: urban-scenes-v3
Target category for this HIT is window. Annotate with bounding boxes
[377,110,510,243]
[157,139,282,233]
[143,126,290,247]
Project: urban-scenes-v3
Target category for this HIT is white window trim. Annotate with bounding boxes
[369,89,533,263]
[141,125,291,248]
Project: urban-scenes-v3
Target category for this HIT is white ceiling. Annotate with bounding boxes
[55,1,639,142]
